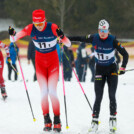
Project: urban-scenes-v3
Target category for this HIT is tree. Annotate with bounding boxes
[4,0,45,27]
[43,0,76,30]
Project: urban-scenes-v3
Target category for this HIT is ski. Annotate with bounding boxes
[109,131,117,134]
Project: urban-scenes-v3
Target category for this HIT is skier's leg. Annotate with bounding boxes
[35,59,52,131]
[48,59,61,132]
[107,74,118,133]
[36,67,49,115]
[82,64,86,82]
[93,75,106,118]
[48,61,60,116]
[0,54,7,99]
[7,62,12,80]
[31,58,37,81]
[78,65,83,81]
[12,64,18,80]
[89,75,106,132]
[107,74,118,116]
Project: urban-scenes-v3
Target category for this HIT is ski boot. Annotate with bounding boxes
[53,115,61,132]
[1,87,7,100]
[43,114,52,131]
[88,118,99,133]
[109,115,117,134]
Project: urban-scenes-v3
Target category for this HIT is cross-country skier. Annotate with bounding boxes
[8,9,71,132]
[68,19,129,133]
[0,41,11,100]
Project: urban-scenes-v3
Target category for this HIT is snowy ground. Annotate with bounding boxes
[0,59,134,134]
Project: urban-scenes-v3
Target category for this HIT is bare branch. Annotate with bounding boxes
[65,0,76,15]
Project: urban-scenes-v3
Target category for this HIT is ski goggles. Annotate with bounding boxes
[99,29,109,33]
[33,21,45,27]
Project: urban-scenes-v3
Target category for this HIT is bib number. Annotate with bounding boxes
[97,53,109,60]
[38,42,51,48]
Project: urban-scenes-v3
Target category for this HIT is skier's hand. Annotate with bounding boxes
[7,57,11,63]
[8,26,16,35]
[56,28,64,39]
[118,67,125,75]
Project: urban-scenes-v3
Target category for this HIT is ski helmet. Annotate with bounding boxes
[98,19,109,29]
[32,9,45,23]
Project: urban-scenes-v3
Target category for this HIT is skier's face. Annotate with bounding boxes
[98,29,109,39]
[33,21,45,31]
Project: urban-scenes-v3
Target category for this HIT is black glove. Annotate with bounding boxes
[118,67,125,75]
[8,26,16,35]
[56,28,64,39]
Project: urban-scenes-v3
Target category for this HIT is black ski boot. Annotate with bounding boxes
[53,115,61,132]
[1,87,7,100]
[43,114,52,131]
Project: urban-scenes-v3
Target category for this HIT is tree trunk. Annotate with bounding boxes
[60,0,65,30]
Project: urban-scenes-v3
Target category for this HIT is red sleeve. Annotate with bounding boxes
[51,23,58,36]
[0,41,10,57]
[16,24,33,40]
[51,23,71,47]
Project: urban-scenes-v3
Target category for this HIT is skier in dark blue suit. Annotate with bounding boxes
[68,19,129,133]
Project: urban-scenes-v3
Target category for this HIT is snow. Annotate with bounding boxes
[0,59,134,134]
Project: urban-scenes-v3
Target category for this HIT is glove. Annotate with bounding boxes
[118,67,125,75]
[56,28,64,39]
[7,57,11,63]
[8,26,16,35]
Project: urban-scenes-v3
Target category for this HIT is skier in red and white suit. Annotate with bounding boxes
[9,9,71,132]
[0,41,10,100]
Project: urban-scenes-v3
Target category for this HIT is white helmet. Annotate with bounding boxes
[98,19,109,29]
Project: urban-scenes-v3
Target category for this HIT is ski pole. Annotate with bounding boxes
[17,56,36,122]
[125,69,134,72]
[60,45,69,129]
[62,46,93,111]
[118,68,134,75]
[8,60,19,75]
[10,35,36,122]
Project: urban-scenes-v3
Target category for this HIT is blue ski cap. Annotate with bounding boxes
[98,19,109,30]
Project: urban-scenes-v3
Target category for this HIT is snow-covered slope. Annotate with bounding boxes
[0,59,134,134]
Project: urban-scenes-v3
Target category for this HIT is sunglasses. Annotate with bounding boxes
[33,21,45,27]
[100,29,109,33]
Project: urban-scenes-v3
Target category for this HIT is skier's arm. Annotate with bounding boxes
[113,39,129,68]
[115,51,121,64]
[9,24,33,42]
[0,41,10,57]
[68,34,94,44]
[51,24,71,47]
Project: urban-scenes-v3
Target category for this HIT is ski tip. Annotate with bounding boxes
[33,118,36,122]
[66,126,69,129]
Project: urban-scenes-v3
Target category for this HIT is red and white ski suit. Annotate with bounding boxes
[0,41,10,88]
[10,22,71,116]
